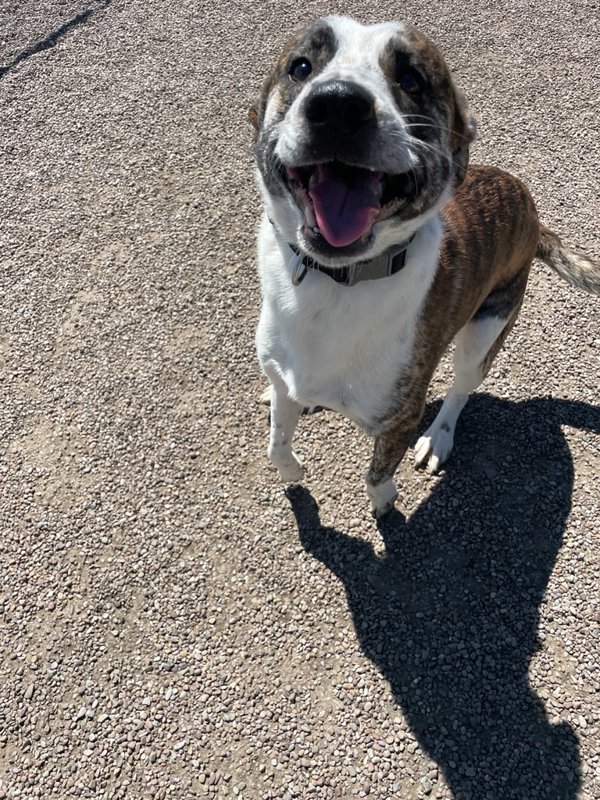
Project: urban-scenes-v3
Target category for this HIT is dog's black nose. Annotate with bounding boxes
[304,80,375,135]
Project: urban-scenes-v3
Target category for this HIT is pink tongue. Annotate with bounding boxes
[308,165,381,248]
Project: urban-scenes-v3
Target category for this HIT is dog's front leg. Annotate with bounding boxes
[267,376,306,483]
[365,422,417,519]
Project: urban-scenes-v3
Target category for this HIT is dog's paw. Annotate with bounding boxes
[275,452,306,483]
[414,424,454,473]
[365,477,398,519]
[372,496,398,519]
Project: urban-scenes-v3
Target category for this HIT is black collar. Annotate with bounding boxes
[288,235,416,287]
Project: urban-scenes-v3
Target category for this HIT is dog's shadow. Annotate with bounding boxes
[287,394,598,799]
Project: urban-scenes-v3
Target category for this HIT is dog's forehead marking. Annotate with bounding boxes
[262,15,442,128]
[279,16,413,119]
[323,15,406,71]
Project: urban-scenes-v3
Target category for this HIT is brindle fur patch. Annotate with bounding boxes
[379,25,474,185]
[367,165,539,486]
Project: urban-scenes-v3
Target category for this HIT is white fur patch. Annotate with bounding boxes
[256,213,444,435]
[364,475,399,518]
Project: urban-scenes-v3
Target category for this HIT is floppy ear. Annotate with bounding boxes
[451,91,476,185]
[247,30,303,134]
[247,72,276,134]
[248,103,259,129]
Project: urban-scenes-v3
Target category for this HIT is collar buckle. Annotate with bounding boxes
[288,234,416,288]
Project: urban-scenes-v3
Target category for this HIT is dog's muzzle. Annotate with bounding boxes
[276,79,435,257]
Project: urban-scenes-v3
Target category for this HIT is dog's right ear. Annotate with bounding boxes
[248,103,259,129]
[247,30,305,134]
[247,75,274,134]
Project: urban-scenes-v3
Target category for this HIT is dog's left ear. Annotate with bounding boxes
[451,91,476,185]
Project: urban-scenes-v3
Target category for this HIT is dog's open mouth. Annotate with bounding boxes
[286,162,410,250]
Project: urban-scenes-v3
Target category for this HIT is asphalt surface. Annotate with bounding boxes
[0,1,598,798]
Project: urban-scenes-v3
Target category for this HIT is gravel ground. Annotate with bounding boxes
[0,1,598,798]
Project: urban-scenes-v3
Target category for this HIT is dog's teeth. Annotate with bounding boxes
[308,171,317,190]
[304,205,316,227]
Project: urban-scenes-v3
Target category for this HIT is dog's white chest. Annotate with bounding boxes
[263,287,412,424]
[256,217,441,432]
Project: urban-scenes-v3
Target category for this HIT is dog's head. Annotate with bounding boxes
[250,16,475,265]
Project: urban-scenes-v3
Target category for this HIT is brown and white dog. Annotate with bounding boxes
[249,15,599,518]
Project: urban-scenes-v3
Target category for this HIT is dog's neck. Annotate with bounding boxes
[287,236,416,287]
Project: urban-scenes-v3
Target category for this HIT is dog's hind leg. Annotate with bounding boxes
[266,375,306,483]
[414,272,528,473]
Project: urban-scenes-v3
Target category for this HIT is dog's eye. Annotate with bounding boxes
[397,69,421,94]
[289,58,312,83]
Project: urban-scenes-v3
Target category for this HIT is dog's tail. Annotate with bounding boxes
[537,226,600,295]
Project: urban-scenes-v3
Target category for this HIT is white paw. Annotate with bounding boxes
[272,451,305,483]
[365,477,399,519]
[414,423,455,473]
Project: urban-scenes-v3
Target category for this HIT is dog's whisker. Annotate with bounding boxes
[404,121,451,134]
[384,130,457,174]
[410,137,454,163]
[404,115,453,132]
[386,129,451,158]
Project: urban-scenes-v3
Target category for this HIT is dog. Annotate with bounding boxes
[249,15,599,518]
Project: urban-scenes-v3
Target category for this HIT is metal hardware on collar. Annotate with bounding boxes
[290,251,308,286]
[288,234,416,287]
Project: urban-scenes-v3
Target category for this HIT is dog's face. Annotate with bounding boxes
[250,16,475,265]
